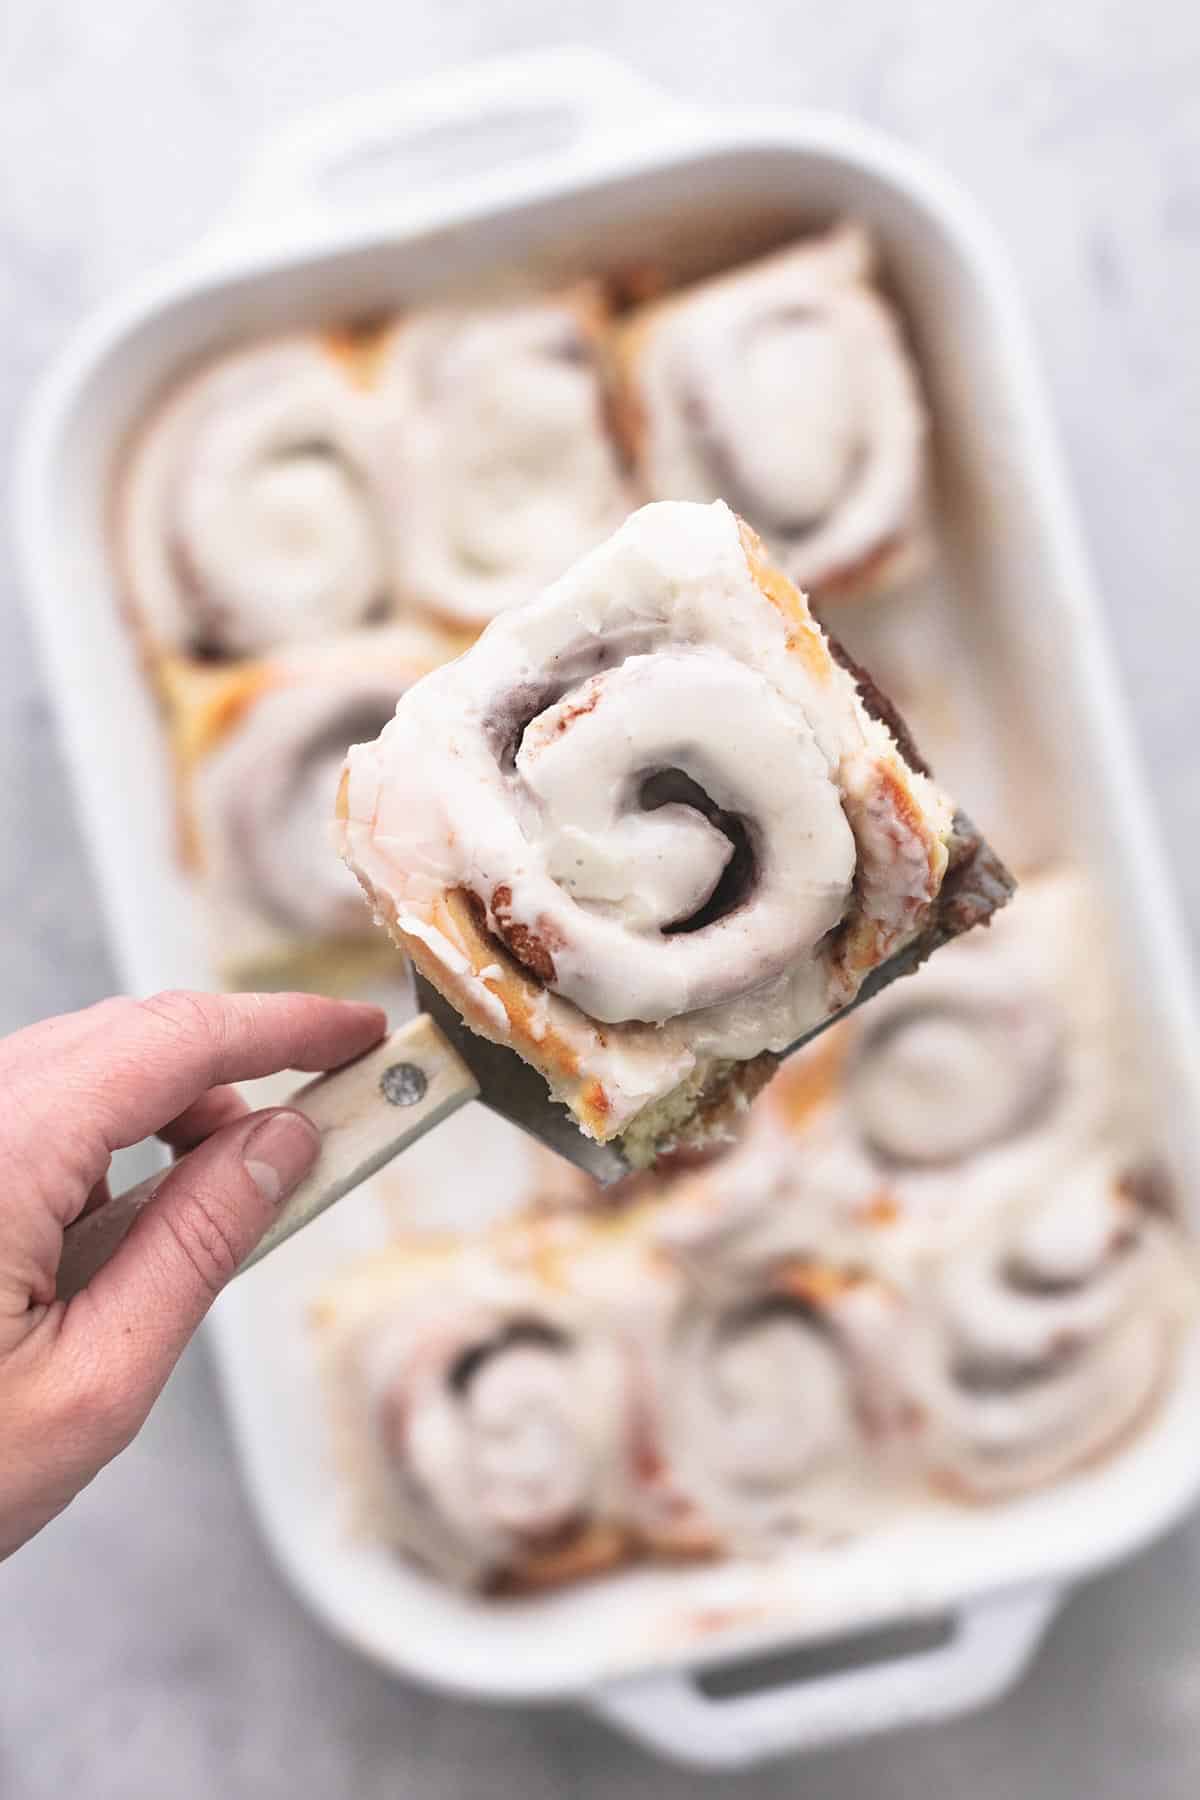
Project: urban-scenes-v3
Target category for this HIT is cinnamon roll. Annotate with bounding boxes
[615,225,929,600]
[900,1160,1189,1498]
[835,872,1145,1254]
[377,285,632,628]
[338,500,1010,1165]
[117,333,394,660]
[176,630,440,982]
[691,873,1138,1264]
[313,1221,676,1590]
[653,1233,904,1550]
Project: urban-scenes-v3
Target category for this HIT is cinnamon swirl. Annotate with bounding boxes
[900,1161,1189,1497]
[377,285,632,628]
[176,631,440,982]
[688,874,1137,1264]
[653,1243,903,1550]
[839,873,1145,1255]
[117,333,395,661]
[313,1218,679,1590]
[338,500,1009,1164]
[615,225,929,600]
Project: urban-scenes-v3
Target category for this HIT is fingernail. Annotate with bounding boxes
[242,1110,320,1204]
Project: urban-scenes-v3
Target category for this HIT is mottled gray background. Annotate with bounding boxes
[3,3,1200,1794]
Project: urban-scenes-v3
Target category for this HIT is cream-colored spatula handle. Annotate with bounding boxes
[57,1014,480,1303]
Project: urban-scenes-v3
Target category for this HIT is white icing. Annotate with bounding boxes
[344,1271,636,1585]
[694,1312,852,1483]
[470,984,511,1036]
[660,1272,895,1549]
[121,338,387,655]
[379,295,632,626]
[904,1161,1178,1496]
[830,876,1127,1251]
[339,500,951,1130]
[399,918,473,978]
[848,1002,1062,1167]
[659,875,1155,1271]
[195,672,410,940]
[515,648,855,1021]
[630,225,927,592]
[419,1340,592,1537]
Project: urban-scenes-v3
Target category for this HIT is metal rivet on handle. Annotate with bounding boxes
[379,1062,428,1107]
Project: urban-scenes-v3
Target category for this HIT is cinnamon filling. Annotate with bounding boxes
[447,1318,568,1395]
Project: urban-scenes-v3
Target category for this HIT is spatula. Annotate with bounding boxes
[56,973,628,1302]
[58,817,1004,1307]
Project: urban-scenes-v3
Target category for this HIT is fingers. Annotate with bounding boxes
[0,1100,325,1558]
[157,1085,248,1154]
[68,1086,251,1234]
[76,1176,113,1223]
[60,1107,320,1433]
[40,990,385,1156]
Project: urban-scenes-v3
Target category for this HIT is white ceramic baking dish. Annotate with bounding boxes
[16,48,1200,1770]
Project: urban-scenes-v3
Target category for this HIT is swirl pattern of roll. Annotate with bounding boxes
[688,874,1136,1264]
[116,333,396,660]
[851,872,1147,1251]
[377,285,633,628]
[176,630,440,980]
[338,499,995,1165]
[898,1159,1187,1497]
[614,224,929,601]
[313,1224,676,1590]
[653,1245,904,1550]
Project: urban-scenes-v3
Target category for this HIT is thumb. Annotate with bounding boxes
[67,1107,319,1418]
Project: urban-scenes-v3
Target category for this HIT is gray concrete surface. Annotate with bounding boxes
[3,3,1200,1793]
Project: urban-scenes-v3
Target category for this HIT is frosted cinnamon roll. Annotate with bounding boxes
[117,333,393,660]
[900,1161,1190,1498]
[313,1225,671,1590]
[691,874,1135,1264]
[339,500,1010,1164]
[615,225,929,600]
[833,873,1141,1255]
[654,1250,903,1550]
[176,630,441,982]
[378,285,632,628]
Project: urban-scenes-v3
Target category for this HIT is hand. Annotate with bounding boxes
[0,989,386,1559]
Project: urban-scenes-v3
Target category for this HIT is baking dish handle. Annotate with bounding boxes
[588,1586,1058,1768]
[226,49,672,235]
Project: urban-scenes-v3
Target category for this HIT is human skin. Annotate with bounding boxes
[0,988,386,1559]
